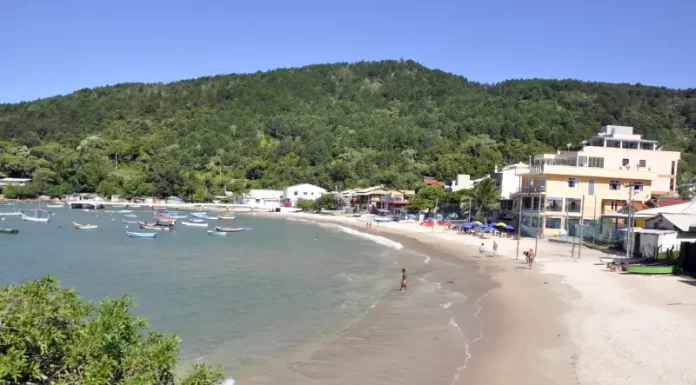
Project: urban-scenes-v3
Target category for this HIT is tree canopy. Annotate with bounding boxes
[1,60,695,199]
[0,276,223,385]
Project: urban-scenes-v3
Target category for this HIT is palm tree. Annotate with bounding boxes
[677,171,696,200]
[459,178,500,224]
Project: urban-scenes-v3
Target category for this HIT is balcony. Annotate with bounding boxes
[514,186,546,194]
[517,164,656,180]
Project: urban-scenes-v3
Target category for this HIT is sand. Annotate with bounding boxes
[256,211,696,385]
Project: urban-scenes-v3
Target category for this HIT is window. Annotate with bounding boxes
[567,178,579,188]
[609,180,621,191]
[632,182,643,191]
[294,191,298,196]
[588,179,595,196]
[671,161,676,175]
[303,192,308,195]
[546,218,562,229]
[639,160,646,167]
[622,159,629,167]
[311,192,314,196]
[611,201,618,210]
[589,157,604,168]
[578,156,588,167]
[670,178,675,191]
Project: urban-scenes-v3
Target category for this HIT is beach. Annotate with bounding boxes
[258,211,696,385]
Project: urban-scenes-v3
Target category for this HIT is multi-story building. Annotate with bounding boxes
[511,125,681,237]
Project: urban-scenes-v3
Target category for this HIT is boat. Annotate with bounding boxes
[626,265,677,274]
[73,222,98,230]
[0,228,19,234]
[215,226,252,232]
[188,218,206,223]
[192,212,208,218]
[113,204,126,208]
[374,216,394,222]
[139,221,174,231]
[207,230,227,236]
[218,216,236,221]
[126,231,157,238]
[22,210,50,223]
[119,210,133,214]
[129,204,142,208]
[181,221,208,227]
[599,256,646,264]
[123,220,140,225]
[46,204,64,208]
[0,212,22,216]
[123,213,138,218]
[169,214,188,219]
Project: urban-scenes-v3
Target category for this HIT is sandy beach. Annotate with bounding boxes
[255,211,696,385]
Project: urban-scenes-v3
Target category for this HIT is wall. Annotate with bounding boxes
[283,185,326,206]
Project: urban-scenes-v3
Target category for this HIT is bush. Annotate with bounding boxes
[296,199,316,211]
[0,276,224,385]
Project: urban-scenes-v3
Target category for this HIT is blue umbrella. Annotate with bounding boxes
[462,223,473,229]
[504,225,515,230]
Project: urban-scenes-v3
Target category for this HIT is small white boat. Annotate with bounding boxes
[599,256,646,264]
[374,216,394,222]
[22,211,50,223]
[119,210,133,214]
[0,212,22,217]
[73,222,98,230]
[191,212,208,218]
[169,214,188,219]
[181,221,208,227]
[46,204,64,208]
[129,205,142,208]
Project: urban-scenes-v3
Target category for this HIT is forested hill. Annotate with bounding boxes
[1,60,696,200]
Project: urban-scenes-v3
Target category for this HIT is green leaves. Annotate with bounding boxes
[0,276,222,385]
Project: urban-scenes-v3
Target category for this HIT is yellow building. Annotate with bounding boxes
[511,125,681,237]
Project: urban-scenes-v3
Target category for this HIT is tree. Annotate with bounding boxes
[227,180,250,201]
[459,177,501,223]
[296,199,316,211]
[314,193,339,210]
[0,276,223,385]
[408,184,446,212]
[677,171,696,200]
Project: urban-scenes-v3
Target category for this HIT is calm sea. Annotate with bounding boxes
[0,205,495,385]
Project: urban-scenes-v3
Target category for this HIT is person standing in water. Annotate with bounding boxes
[400,268,407,291]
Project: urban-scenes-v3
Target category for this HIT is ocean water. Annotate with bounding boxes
[0,205,496,384]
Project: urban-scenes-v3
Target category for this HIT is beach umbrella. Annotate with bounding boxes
[462,222,473,229]
[504,225,515,230]
[472,220,482,225]
[495,222,507,227]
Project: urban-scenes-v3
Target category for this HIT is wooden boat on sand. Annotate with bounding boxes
[626,265,677,274]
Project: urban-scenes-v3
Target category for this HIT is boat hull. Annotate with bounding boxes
[126,231,157,238]
[626,265,676,274]
[0,228,19,234]
[73,222,98,230]
[215,226,251,233]
[0,212,22,216]
[207,231,227,236]
[22,214,50,223]
[181,221,208,227]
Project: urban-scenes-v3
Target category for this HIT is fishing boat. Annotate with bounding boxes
[0,228,19,234]
[73,222,98,230]
[139,221,174,231]
[218,216,236,221]
[0,211,22,217]
[22,210,50,223]
[626,265,677,274]
[46,204,64,208]
[188,218,206,223]
[181,221,208,227]
[169,214,188,219]
[215,226,252,232]
[126,231,157,238]
[192,212,208,218]
[123,213,138,218]
[123,220,140,225]
[207,230,227,236]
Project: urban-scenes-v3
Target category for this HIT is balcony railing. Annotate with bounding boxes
[514,186,546,194]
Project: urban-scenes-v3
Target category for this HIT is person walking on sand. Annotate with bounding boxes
[479,242,485,255]
[526,248,535,269]
[400,268,408,291]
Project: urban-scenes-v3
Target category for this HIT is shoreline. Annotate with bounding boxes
[255,211,579,384]
[254,211,696,385]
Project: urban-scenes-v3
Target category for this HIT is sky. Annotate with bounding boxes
[1,0,695,103]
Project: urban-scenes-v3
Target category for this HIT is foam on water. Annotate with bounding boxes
[222,378,235,385]
[423,255,431,264]
[441,302,453,309]
[333,225,404,250]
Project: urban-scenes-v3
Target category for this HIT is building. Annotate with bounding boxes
[236,189,283,209]
[0,178,31,188]
[449,174,473,192]
[350,186,412,211]
[510,125,681,237]
[423,177,446,187]
[490,163,528,215]
[282,184,327,207]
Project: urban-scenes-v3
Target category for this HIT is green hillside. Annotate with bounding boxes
[1,59,695,199]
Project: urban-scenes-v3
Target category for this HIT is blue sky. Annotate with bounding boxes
[1,0,694,103]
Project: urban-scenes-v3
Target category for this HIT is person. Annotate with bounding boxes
[526,248,535,269]
[400,268,408,291]
[492,240,498,255]
[479,242,485,255]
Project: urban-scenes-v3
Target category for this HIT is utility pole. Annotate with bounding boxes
[534,195,542,257]
[516,196,522,260]
[592,195,597,244]
[578,194,585,259]
[625,184,634,258]
[432,198,439,234]
[468,198,472,223]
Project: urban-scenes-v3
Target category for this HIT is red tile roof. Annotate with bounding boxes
[423,179,445,187]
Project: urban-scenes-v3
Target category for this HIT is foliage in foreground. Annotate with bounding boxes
[1,60,695,200]
[0,276,223,385]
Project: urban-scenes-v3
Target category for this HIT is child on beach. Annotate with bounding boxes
[479,243,485,255]
[526,248,535,269]
[400,268,407,291]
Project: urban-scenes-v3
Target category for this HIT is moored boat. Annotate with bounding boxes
[126,231,157,238]
[181,221,208,227]
[123,213,138,218]
[215,226,252,232]
[192,212,208,218]
[374,216,394,222]
[123,220,140,225]
[218,216,236,221]
[0,212,22,216]
[207,230,227,236]
[22,210,50,223]
[139,221,174,231]
[129,204,142,208]
[73,222,98,230]
[46,204,64,208]
[0,228,19,234]
[626,265,677,274]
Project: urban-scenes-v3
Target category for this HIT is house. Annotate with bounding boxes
[621,228,680,258]
[0,178,31,188]
[282,184,327,207]
[490,162,528,214]
[350,186,412,211]
[236,189,283,209]
[449,174,473,192]
[423,177,445,187]
[509,125,681,237]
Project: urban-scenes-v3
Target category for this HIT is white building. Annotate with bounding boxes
[491,162,528,199]
[449,174,473,192]
[283,183,327,207]
[0,178,31,187]
[236,189,283,209]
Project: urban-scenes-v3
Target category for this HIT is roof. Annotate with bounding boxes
[501,162,528,171]
[285,183,327,192]
[0,178,31,182]
[657,213,696,232]
[655,198,690,208]
[635,201,696,216]
[423,179,445,187]
[621,228,678,234]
